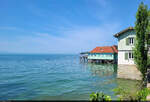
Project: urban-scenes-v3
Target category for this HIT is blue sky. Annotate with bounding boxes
[0,0,150,54]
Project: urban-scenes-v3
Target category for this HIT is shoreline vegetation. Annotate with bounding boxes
[90,78,142,101]
[89,2,150,101]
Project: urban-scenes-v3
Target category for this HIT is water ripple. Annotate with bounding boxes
[0,54,119,100]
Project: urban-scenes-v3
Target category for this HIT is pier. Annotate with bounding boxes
[80,52,88,63]
[80,45,118,64]
[80,52,117,64]
[87,59,116,64]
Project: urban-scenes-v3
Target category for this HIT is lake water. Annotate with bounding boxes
[0,54,140,100]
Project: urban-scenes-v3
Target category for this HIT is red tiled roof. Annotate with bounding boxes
[90,45,118,53]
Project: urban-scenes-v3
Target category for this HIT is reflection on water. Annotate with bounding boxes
[82,63,117,77]
[0,54,142,100]
[81,62,141,99]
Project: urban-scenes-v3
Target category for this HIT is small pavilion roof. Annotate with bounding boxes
[90,45,118,53]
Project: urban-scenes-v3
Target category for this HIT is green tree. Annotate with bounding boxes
[148,10,150,45]
[134,2,149,83]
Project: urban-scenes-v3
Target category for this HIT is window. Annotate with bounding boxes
[128,52,133,59]
[129,37,134,45]
[125,52,134,60]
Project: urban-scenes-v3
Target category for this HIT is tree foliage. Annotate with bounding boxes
[134,2,149,80]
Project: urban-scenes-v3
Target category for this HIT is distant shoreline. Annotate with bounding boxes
[0,53,78,55]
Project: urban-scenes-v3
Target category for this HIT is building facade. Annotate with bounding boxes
[114,27,136,65]
[88,45,118,63]
[114,27,150,80]
[114,27,150,65]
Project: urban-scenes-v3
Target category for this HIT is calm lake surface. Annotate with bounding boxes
[0,54,140,100]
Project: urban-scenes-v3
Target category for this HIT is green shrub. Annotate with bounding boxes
[136,88,150,101]
[113,87,150,101]
[90,92,111,101]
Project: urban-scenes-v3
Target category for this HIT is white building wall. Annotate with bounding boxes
[118,51,134,65]
[118,30,135,51]
[117,30,136,65]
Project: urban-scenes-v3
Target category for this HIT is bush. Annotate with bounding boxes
[136,88,150,101]
[90,92,111,101]
[89,88,150,101]
[113,87,150,101]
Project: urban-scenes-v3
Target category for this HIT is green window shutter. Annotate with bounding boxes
[125,53,128,60]
[126,38,129,45]
[133,37,136,45]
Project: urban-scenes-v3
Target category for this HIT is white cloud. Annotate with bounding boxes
[0,23,120,54]
[0,0,121,54]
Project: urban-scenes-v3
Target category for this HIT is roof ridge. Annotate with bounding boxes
[112,45,118,53]
[111,46,116,53]
[90,46,118,53]
[114,26,134,38]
